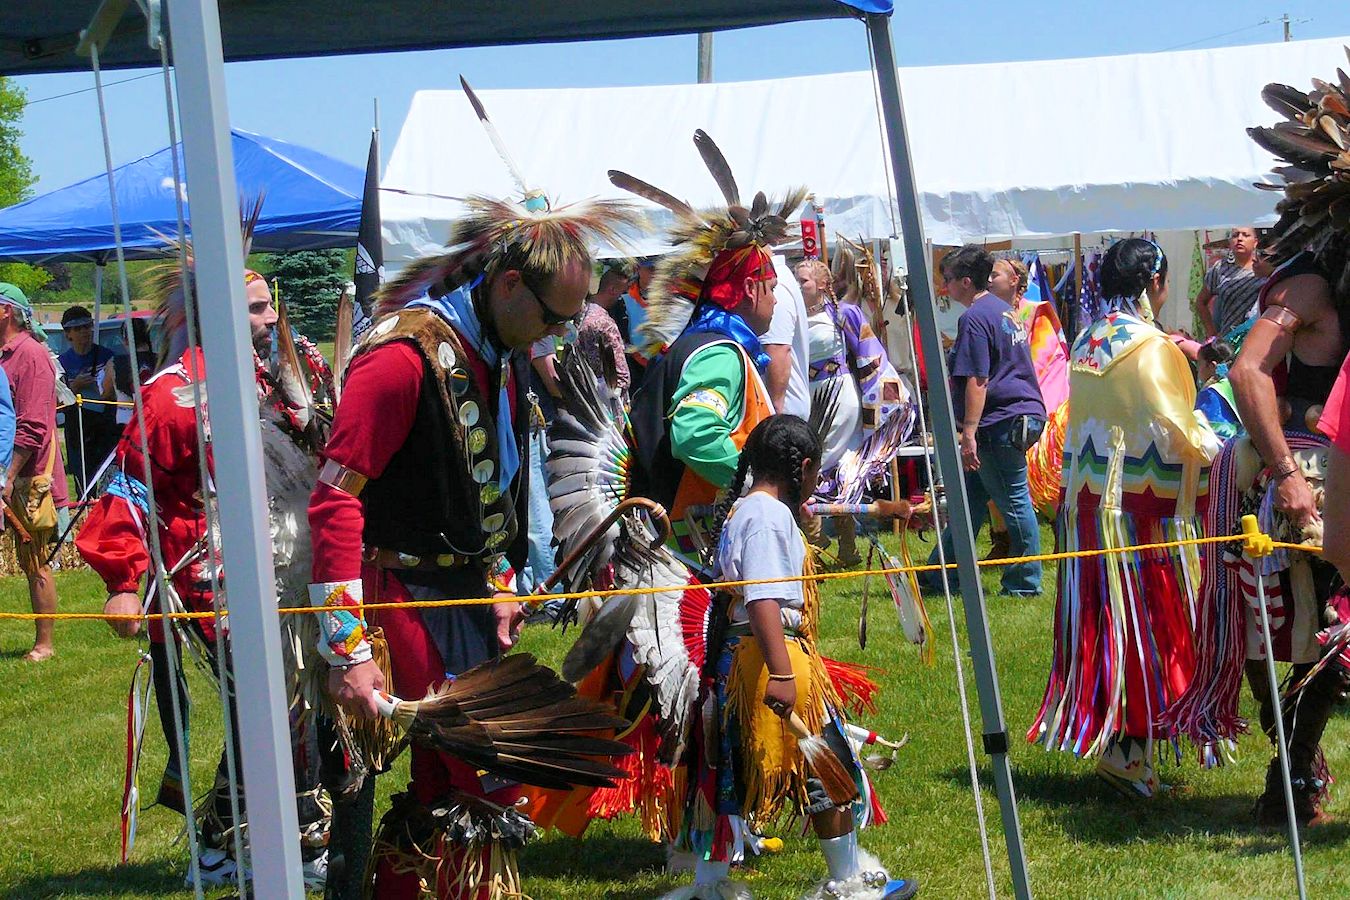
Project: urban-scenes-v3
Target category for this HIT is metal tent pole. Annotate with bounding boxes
[164,0,304,895]
[863,13,1032,899]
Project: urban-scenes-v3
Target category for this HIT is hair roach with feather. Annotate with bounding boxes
[374,78,643,318]
[608,129,808,355]
[144,194,266,367]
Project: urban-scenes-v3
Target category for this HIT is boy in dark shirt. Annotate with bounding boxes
[926,246,1046,596]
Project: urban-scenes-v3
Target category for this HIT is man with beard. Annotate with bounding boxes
[81,268,338,889]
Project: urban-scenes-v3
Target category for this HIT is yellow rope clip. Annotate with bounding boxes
[1240,514,1274,559]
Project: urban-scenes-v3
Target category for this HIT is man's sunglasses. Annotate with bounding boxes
[522,275,581,327]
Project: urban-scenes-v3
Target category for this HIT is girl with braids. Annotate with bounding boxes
[1028,238,1219,799]
[667,415,917,900]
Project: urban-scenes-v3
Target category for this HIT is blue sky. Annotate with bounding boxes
[9,0,1350,193]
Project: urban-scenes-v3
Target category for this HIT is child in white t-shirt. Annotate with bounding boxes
[666,414,917,900]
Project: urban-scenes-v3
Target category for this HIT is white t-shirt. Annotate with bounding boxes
[763,255,811,420]
[717,491,806,628]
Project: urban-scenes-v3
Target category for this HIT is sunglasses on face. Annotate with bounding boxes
[522,277,580,328]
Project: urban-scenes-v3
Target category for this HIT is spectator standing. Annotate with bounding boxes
[623,258,656,387]
[112,317,157,427]
[57,305,118,491]
[762,254,811,418]
[1196,227,1263,340]
[922,245,1046,596]
[523,331,566,592]
[0,283,68,662]
[575,267,631,397]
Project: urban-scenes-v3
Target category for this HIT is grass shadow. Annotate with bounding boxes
[523,831,667,881]
[937,765,1350,852]
[2,860,186,898]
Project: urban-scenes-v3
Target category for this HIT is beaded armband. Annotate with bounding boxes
[487,554,517,595]
[308,580,373,667]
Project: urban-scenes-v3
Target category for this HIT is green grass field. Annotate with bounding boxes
[2,527,1348,899]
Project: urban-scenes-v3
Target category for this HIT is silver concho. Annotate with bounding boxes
[371,316,398,339]
[459,400,480,426]
[437,341,457,370]
[482,512,505,533]
[473,460,495,484]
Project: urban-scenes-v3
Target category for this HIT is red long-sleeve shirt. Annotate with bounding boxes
[308,331,518,583]
[77,350,215,641]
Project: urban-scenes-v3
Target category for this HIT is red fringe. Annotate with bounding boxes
[583,714,675,825]
[822,657,881,716]
[869,783,889,826]
[680,578,713,671]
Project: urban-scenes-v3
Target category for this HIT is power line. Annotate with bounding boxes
[1160,18,1272,53]
[24,71,160,106]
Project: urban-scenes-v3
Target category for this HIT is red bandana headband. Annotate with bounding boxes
[700,244,774,310]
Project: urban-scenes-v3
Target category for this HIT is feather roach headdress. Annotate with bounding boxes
[608,129,808,353]
[374,78,642,316]
[1249,50,1350,303]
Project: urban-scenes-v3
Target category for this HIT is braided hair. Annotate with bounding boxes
[704,415,823,568]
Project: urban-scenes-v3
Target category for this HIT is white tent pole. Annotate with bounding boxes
[163,0,303,895]
[864,13,1033,899]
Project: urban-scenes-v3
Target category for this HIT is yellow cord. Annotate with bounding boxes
[0,528,1317,623]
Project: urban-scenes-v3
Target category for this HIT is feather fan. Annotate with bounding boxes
[374,653,634,790]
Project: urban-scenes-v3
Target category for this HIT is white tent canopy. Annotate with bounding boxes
[383,36,1347,266]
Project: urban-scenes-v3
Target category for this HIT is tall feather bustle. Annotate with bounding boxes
[373,78,642,317]
[608,130,807,355]
[545,352,700,762]
[546,352,633,595]
[1249,49,1350,302]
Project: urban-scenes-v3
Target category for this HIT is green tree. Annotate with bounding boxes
[264,249,346,340]
[0,77,48,296]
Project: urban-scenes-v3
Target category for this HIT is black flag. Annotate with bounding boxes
[353,130,383,334]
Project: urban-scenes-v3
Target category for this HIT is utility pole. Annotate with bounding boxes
[1283,13,1291,41]
[697,32,713,83]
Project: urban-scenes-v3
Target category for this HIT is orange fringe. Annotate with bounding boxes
[1027,400,1068,516]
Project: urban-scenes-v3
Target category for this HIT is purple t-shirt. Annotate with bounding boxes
[948,292,1045,429]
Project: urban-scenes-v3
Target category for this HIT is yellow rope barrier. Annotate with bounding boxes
[0,528,1323,623]
[61,395,137,410]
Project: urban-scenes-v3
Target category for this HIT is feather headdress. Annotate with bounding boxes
[609,130,808,353]
[1248,50,1350,303]
[374,78,642,316]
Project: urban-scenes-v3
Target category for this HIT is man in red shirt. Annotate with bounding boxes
[79,269,336,888]
[309,195,634,899]
[0,282,68,663]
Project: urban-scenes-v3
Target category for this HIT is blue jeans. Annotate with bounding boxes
[927,417,1043,596]
[520,427,558,593]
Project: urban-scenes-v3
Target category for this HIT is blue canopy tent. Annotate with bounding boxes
[1,3,1044,898]
[0,129,361,264]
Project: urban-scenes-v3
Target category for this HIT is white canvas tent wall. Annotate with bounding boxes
[383,36,1346,268]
